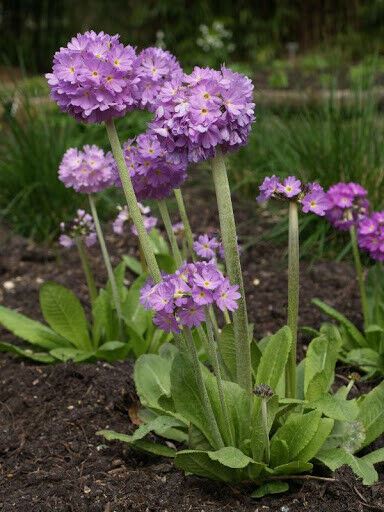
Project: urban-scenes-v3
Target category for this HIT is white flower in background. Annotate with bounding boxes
[196,21,234,53]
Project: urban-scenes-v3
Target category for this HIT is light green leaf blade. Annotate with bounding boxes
[295,417,334,463]
[217,324,236,381]
[123,255,142,275]
[50,347,92,362]
[174,450,238,482]
[317,448,378,485]
[256,326,292,391]
[134,353,173,410]
[361,448,384,465]
[208,446,259,470]
[311,394,359,421]
[40,282,92,350]
[251,481,289,498]
[97,430,176,457]
[0,341,55,363]
[357,380,384,447]
[0,305,69,350]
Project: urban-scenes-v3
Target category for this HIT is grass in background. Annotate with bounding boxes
[0,98,149,241]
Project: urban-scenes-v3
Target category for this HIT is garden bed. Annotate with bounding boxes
[0,191,383,511]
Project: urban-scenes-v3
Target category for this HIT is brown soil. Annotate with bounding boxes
[0,190,383,511]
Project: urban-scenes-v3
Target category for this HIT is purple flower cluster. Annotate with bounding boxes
[358,212,384,261]
[59,209,97,248]
[193,234,224,260]
[135,47,183,111]
[119,132,187,200]
[151,66,255,163]
[113,203,158,237]
[59,144,117,194]
[46,31,138,123]
[140,261,240,333]
[325,182,369,230]
[257,176,330,216]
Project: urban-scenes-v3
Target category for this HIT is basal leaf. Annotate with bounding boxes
[97,429,176,458]
[271,410,321,463]
[50,347,92,362]
[270,461,313,476]
[208,446,258,469]
[40,282,92,350]
[256,326,292,391]
[123,274,148,336]
[0,305,69,350]
[122,255,142,275]
[251,481,289,498]
[295,417,334,463]
[174,450,236,482]
[250,394,279,461]
[311,394,359,421]
[317,448,378,485]
[0,341,55,363]
[357,380,384,447]
[312,299,367,348]
[134,353,173,410]
[361,448,384,465]
[217,324,236,381]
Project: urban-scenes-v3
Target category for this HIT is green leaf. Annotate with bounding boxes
[217,324,236,381]
[208,446,259,469]
[0,341,55,363]
[40,282,92,350]
[345,348,383,373]
[270,410,321,465]
[50,347,92,362]
[251,481,289,498]
[304,330,341,399]
[134,353,173,410]
[130,415,186,442]
[156,254,177,273]
[270,439,290,467]
[123,255,142,275]
[256,326,292,391]
[250,394,279,461]
[92,289,118,344]
[312,299,367,348]
[295,418,334,463]
[122,274,148,336]
[94,340,129,362]
[97,429,176,458]
[270,461,313,476]
[357,380,384,447]
[0,305,69,350]
[317,449,378,485]
[174,450,236,482]
[361,448,384,465]
[311,394,359,421]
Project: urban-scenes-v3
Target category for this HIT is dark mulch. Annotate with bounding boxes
[0,190,382,511]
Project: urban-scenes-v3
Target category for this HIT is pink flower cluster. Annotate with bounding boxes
[358,212,384,261]
[151,66,255,163]
[119,132,188,200]
[325,182,369,230]
[257,176,330,216]
[140,261,240,333]
[113,203,158,237]
[46,31,138,123]
[59,209,97,248]
[59,144,118,194]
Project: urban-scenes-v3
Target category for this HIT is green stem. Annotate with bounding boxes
[158,200,183,267]
[205,311,234,446]
[261,398,270,464]
[105,119,161,283]
[286,201,299,399]
[349,225,369,328]
[211,151,252,393]
[223,309,231,325]
[183,327,224,449]
[75,237,98,307]
[88,195,123,335]
[174,188,195,260]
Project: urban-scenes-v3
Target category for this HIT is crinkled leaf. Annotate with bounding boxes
[256,326,292,391]
[295,417,334,463]
[312,299,367,348]
[122,255,142,275]
[175,450,236,482]
[311,394,359,421]
[317,448,378,485]
[97,429,176,457]
[0,305,69,350]
[345,348,383,374]
[217,324,236,381]
[270,410,321,464]
[251,481,289,498]
[40,282,92,350]
[0,341,54,363]
[50,347,92,362]
[357,380,384,447]
[361,448,384,465]
[134,353,173,410]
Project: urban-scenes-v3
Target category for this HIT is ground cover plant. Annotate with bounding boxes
[1,29,384,504]
[37,30,384,495]
[312,182,384,377]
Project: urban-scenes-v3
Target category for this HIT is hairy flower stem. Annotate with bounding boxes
[75,238,98,307]
[211,151,252,393]
[105,119,161,283]
[184,327,224,449]
[88,195,123,336]
[261,398,270,465]
[205,311,235,445]
[158,200,183,267]
[174,188,195,260]
[349,225,369,328]
[286,201,299,399]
